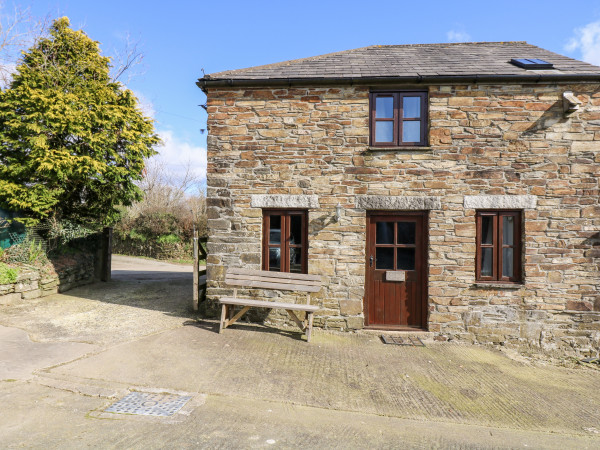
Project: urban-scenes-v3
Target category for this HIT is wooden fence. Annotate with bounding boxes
[192,232,207,311]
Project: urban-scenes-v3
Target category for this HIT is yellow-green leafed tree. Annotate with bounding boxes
[0,17,159,226]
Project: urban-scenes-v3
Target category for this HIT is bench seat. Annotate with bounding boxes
[219,297,320,312]
[219,268,322,342]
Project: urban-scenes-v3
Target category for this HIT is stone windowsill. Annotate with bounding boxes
[367,146,432,152]
[473,282,524,289]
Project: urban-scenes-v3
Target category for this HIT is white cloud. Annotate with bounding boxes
[128,91,205,190]
[447,29,471,43]
[566,20,600,66]
[152,129,207,189]
[0,61,17,89]
[131,89,156,119]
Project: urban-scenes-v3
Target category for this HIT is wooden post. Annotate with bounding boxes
[192,229,199,311]
[101,227,112,282]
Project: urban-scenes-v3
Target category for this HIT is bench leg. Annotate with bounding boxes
[285,310,306,331]
[225,305,251,329]
[306,312,314,343]
[219,304,227,333]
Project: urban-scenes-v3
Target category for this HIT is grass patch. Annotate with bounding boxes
[0,263,18,284]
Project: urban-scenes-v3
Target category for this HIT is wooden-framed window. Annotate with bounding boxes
[262,210,308,274]
[476,211,522,283]
[369,91,428,147]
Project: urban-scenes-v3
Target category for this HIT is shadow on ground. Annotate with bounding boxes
[0,256,202,346]
[183,319,306,341]
[61,254,198,318]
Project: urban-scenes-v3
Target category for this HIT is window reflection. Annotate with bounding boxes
[269,215,281,245]
[376,247,394,270]
[375,97,394,118]
[402,121,420,142]
[269,248,280,272]
[290,247,302,273]
[397,248,415,270]
[397,222,416,244]
[376,222,394,244]
[502,248,513,278]
[290,215,302,245]
[403,97,421,118]
[375,121,394,142]
[481,248,493,277]
[503,216,514,246]
[481,216,493,245]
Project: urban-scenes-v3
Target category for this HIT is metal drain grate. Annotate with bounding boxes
[105,392,192,417]
[381,335,425,347]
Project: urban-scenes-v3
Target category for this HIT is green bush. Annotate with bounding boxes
[128,229,147,242]
[0,263,18,284]
[157,234,181,244]
[2,238,48,266]
[47,218,94,247]
[133,213,180,240]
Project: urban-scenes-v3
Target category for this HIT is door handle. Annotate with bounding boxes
[370,255,373,267]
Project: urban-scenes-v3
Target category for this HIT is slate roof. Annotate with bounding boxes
[199,42,600,87]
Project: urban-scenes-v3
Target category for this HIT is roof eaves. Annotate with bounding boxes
[197,72,600,92]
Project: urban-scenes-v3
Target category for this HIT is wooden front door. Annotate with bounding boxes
[365,212,427,329]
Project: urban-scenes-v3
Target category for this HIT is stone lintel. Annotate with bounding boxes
[250,195,319,209]
[355,196,441,210]
[464,195,537,209]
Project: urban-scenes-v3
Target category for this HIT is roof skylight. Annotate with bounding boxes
[510,58,554,70]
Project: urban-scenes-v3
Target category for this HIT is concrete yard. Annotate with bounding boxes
[1,255,599,449]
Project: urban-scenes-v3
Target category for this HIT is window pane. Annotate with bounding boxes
[481,216,493,245]
[376,222,394,244]
[376,247,394,270]
[403,96,421,118]
[375,97,394,118]
[503,216,514,246]
[269,215,281,244]
[397,222,416,244]
[502,248,514,278]
[269,248,281,271]
[397,248,415,270]
[375,121,394,142]
[481,248,493,277]
[290,247,302,273]
[290,215,302,245]
[402,121,420,142]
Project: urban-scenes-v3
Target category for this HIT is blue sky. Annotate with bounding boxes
[16,0,600,186]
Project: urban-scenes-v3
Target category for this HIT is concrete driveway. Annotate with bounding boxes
[1,255,599,448]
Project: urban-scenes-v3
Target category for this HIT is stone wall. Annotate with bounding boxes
[0,253,99,306]
[205,83,600,357]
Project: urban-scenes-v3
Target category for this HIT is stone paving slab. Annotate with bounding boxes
[51,321,600,436]
[0,325,97,380]
[1,380,599,449]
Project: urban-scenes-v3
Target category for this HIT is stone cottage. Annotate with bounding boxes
[197,42,600,356]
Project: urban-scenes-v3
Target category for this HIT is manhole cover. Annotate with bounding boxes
[381,335,425,347]
[105,392,192,417]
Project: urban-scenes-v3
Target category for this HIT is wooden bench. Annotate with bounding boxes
[219,268,322,342]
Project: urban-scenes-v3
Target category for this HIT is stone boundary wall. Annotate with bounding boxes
[0,253,99,306]
[205,82,600,358]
